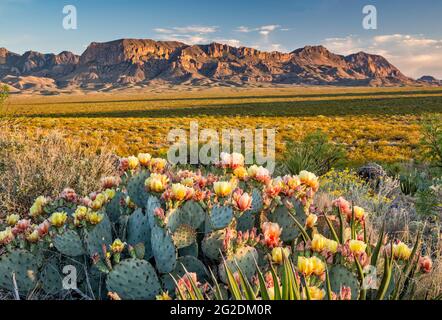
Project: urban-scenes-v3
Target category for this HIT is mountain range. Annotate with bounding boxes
[0,39,439,93]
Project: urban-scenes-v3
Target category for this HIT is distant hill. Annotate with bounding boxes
[0,38,434,93]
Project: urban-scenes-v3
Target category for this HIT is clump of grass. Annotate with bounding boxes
[0,126,118,215]
[281,130,346,176]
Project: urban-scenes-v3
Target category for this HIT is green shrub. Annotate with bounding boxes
[281,130,346,176]
[420,118,442,170]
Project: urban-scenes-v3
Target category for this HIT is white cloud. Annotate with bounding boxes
[212,39,242,47]
[154,25,218,35]
[322,34,442,79]
[235,24,282,36]
[153,25,241,47]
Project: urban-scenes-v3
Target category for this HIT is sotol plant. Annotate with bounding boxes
[0,152,433,300]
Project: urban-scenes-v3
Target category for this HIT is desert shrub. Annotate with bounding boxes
[420,117,442,170]
[415,177,442,218]
[281,130,346,176]
[319,168,397,217]
[0,127,118,215]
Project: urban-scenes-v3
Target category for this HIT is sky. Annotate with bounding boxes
[1,0,442,78]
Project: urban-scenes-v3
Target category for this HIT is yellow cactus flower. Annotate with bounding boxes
[349,240,367,255]
[305,286,325,300]
[284,175,301,189]
[0,227,14,245]
[137,153,152,167]
[247,165,259,177]
[5,214,20,226]
[310,256,326,276]
[299,170,319,191]
[149,158,167,172]
[325,239,339,254]
[171,183,188,201]
[73,206,89,221]
[353,206,366,220]
[233,166,248,180]
[145,173,169,193]
[306,214,318,229]
[26,229,40,243]
[213,181,233,197]
[127,156,140,170]
[311,234,327,252]
[29,196,47,217]
[271,247,291,264]
[104,189,116,201]
[110,239,126,253]
[394,242,412,261]
[298,256,312,276]
[156,292,172,300]
[49,212,68,228]
[181,177,194,187]
[87,211,104,225]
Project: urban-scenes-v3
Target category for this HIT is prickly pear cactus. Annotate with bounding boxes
[167,200,205,232]
[146,195,161,229]
[219,246,258,284]
[127,208,152,259]
[202,229,226,261]
[151,225,177,273]
[328,265,360,300]
[249,188,263,214]
[236,211,255,232]
[39,259,63,295]
[171,224,197,249]
[268,200,306,242]
[53,229,85,257]
[0,250,41,294]
[210,205,234,230]
[161,256,210,294]
[106,191,125,222]
[84,214,113,258]
[178,242,198,258]
[106,258,161,300]
[127,171,150,208]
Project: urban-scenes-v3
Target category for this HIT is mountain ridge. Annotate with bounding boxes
[0,38,437,93]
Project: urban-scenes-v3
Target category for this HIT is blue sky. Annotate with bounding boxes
[1,0,442,78]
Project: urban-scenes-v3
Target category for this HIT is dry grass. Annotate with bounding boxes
[0,126,119,215]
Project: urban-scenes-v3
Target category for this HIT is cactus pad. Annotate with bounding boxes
[53,229,85,257]
[127,208,152,259]
[0,250,40,294]
[106,191,124,223]
[151,225,177,273]
[166,200,205,232]
[268,200,306,242]
[127,171,150,208]
[210,204,234,230]
[201,229,226,261]
[106,258,161,300]
[236,211,255,232]
[84,214,113,258]
[146,195,161,229]
[328,265,360,300]
[171,224,197,249]
[219,246,258,284]
[178,242,199,258]
[249,188,263,214]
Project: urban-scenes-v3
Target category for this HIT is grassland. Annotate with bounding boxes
[3,86,442,166]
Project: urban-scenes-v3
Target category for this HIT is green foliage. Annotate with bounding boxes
[281,130,346,176]
[420,117,442,169]
[0,84,9,111]
[106,258,161,300]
